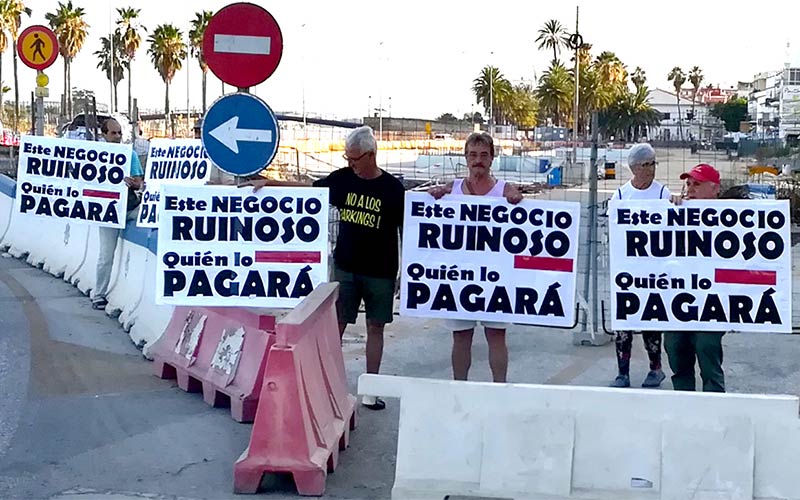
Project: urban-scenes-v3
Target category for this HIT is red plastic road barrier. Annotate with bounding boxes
[149,306,276,422]
[234,282,357,496]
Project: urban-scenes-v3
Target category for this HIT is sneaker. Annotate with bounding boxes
[642,369,666,388]
[91,298,108,310]
[361,395,386,411]
[609,374,630,388]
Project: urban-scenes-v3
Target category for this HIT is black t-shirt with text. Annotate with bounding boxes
[313,168,404,279]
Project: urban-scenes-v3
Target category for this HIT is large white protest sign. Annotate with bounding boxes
[609,199,792,332]
[400,192,581,327]
[137,138,211,228]
[16,135,132,228]
[156,185,329,308]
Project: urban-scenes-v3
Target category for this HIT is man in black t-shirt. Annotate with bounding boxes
[312,126,404,411]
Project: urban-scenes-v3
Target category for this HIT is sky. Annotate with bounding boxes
[6,0,800,122]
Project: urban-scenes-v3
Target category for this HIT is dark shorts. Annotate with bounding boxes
[333,266,395,325]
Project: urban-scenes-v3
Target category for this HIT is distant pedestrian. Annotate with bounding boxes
[429,132,523,383]
[665,163,726,392]
[609,143,670,388]
[91,118,144,309]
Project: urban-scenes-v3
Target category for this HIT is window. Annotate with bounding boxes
[787,68,800,86]
[661,112,671,120]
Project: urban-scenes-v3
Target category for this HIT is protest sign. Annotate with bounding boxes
[15,135,132,228]
[137,138,211,227]
[609,199,792,332]
[156,185,329,307]
[400,192,581,327]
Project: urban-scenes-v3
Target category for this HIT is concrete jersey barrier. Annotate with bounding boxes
[359,374,800,500]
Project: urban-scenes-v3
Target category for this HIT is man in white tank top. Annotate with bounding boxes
[608,143,669,389]
[428,132,522,382]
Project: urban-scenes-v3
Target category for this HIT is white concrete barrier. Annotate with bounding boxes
[70,225,100,295]
[104,226,174,356]
[41,221,91,281]
[359,374,800,500]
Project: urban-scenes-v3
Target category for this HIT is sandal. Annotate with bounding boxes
[361,395,386,411]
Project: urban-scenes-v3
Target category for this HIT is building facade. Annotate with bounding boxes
[647,88,717,141]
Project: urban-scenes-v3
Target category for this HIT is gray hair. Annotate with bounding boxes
[346,126,377,153]
[627,143,656,167]
[464,132,494,156]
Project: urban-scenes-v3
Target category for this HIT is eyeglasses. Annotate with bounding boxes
[343,151,371,162]
[636,160,657,168]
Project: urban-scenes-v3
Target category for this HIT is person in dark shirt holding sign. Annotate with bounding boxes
[315,126,405,410]
[665,163,726,392]
[608,143,669,388]
[429,132,523,383]
[91,118,144,309]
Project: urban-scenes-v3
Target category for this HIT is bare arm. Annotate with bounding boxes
[428,181,454,199]
[503,182,523,204]
[124,175,144,190]
[239,178,311,191]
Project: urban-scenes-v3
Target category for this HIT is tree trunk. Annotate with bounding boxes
[165,81,173,138]
[128,65,132,116]
[676,97,683,142]
[12,40,19,131]
[67,60,72,117]
[202,69,207,114]
[113,81,119,112]
[0,55,4,120]
[63,59,68,119]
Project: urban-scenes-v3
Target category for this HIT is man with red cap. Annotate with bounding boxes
[665,163,725,392]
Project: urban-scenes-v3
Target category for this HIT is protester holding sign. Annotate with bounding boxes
[664,163,726,392]
[92,118,143,309]
[315,126,405,410]
[608,143,670,389]
[428,132,523,383]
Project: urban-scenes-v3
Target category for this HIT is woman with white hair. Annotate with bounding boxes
[609,143,670,388]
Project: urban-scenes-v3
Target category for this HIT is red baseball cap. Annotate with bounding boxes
[680,163,720,185]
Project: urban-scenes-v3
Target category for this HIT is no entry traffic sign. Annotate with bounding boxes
[203,3,284,89]
[18,25,59,71]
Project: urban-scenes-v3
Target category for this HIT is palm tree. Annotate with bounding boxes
[46,0,89,119]
[189,10,212,114]
[0,2,10,120]
[631,66,646,91]
[0,0,30,131]
[505,83,538,129]
[536,61,572,127]
[94,31,126,112]
[116,7,145,116]
[535,19,567,63]
[667,66,686,141]
[601,86,661,142]
[471,65,511,126]
[594,51,627,90]
[688,65,703,124]
[147,23,186,137]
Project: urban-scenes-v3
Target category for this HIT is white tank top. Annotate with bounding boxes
[453,178,506,197]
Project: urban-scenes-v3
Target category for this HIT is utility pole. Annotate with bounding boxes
[571,6,580,176]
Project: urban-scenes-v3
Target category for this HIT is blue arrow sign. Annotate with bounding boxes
[201,92,280,176]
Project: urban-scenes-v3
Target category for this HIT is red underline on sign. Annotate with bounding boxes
[513,255,573,272]
[82,189,120,199]
[254,251,321,264]
[714,269,776,286]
